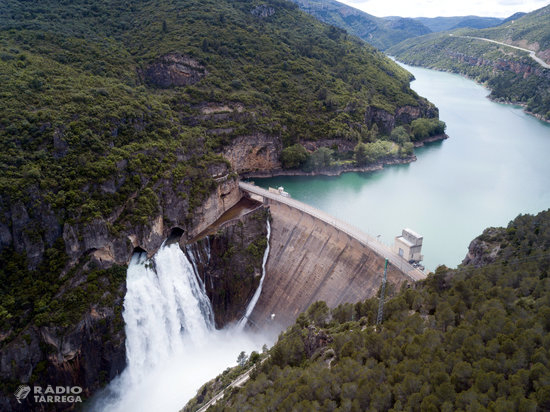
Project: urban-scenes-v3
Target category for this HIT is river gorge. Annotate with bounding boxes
[254,63,550,271]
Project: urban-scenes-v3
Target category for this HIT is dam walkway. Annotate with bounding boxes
[239,182,426,281]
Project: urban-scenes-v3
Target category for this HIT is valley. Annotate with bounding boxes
[1,0,549,411]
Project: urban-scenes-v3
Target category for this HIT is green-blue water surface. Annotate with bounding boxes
[254,64,550,271]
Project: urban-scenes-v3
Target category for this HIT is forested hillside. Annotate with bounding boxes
[0,0,441,408]
[413,16,504,32]
[389,5,550,121]
[189,209,550,411]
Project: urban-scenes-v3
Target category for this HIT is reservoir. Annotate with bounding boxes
[254,64,550,271]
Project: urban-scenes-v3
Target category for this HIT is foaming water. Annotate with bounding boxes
[237,219,271,330]
[90,243,271,412]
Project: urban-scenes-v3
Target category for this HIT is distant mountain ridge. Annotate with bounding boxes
[289,0,431,49]
[289,0,516,49]
[389,4,550,121]
[413,16,504,32]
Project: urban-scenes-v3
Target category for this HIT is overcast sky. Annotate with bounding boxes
[336,0,549,18]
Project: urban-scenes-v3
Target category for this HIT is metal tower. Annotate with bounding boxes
[376,259,389,325]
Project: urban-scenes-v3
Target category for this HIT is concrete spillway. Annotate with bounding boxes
[246,199,415,329]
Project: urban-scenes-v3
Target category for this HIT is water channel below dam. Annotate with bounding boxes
[254,63,550,272]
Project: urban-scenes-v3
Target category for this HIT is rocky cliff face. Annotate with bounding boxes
[185,207,269,327]
[446,50,550,80]
[462,227,504,267]
[143,53,208,88]
[0,288,126,412]
[222,134,282,174]
[60,172,241,270]
[0,194,62,271]
[365,101,438,135]
[0,168,243,411]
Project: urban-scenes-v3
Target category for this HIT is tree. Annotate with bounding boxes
[280,144,309,169]
[354,141,392,165]
[303,147,333,172]
[306,301,329,326]
[354,143,369,165]
[411,118,446,141]
[390,126,410,144]
[237,351,248,367]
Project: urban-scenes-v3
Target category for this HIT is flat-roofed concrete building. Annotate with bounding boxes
[394,228,423,263]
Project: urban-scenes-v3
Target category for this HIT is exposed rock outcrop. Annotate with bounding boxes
[0,170,242,410]
[365,102,438,134]
[185,206,269,327]
[304,326,333,358]
[1,194,62,270]
[60,174,241,269]
[144,53,207,88]
[251,5,275,18]
[222,134,282,174]
[0,295,126,412]
[446,50,550,80]
[462,227,504,267]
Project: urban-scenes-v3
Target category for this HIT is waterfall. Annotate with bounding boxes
[237,218,271,330]
[92,241,269,412]
[123,244,215,382]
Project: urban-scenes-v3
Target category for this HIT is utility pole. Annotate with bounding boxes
[376,259,388,326]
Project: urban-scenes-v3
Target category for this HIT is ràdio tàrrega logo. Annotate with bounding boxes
[13,385,83,404]
[13,385,31,403]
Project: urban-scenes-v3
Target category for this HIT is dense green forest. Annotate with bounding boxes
[0,0,437,340]
[1,0,422,218]
[389,5,550,121]
[188,209,550,411]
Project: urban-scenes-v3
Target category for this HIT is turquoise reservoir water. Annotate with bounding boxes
[253,64,550,271]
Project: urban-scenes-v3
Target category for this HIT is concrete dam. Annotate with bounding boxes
[238,182,425,329]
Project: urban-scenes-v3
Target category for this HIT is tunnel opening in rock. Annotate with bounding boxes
[132,246,147,255]
[166,227,185,244]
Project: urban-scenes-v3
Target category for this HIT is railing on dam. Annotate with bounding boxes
[239,182,426,281]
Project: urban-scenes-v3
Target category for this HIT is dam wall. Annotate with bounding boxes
[240,183,425,329]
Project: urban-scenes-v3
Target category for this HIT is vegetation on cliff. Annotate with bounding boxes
[279,117,445,172]
[388,5,550,121]
[189,207,270,327]
[1,0,433,257]
[191,209,550,411]
[0,0,442,405]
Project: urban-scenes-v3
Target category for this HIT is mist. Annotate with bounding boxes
[85,241,277,412]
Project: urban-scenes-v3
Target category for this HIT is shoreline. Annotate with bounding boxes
[399,61,550,125]
[488,97,550,124]
[242,134,448,179]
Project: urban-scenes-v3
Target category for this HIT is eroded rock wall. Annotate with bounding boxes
[186,207,269,327]
[0,174,242,411]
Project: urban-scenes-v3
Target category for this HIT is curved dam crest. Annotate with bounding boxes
[239,182,424,329]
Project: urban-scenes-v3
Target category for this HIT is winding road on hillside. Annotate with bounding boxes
[450,34,550,69]
[196,358,267,412]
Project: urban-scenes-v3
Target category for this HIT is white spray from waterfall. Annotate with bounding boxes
[237,218,271,330]
[92,241,270,412]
